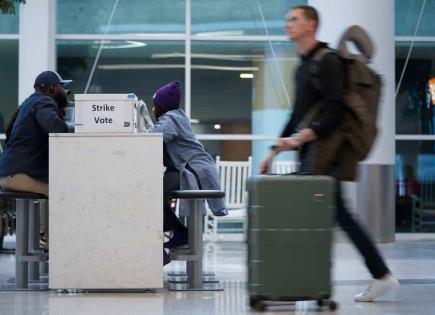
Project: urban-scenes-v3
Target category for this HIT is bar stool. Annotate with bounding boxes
[168,190,225,291]
[0,190,48,290]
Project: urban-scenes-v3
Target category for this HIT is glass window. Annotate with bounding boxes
[395,0,435,36]
[191,41,298,135]
[395,140,435,232]
[57,0,185,34]
[0,40,19,135]
[396,42,435,135]
[0,8,19,34]
[191,0,306,36]
[57,40,185,110]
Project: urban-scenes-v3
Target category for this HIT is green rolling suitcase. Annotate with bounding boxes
[247,175,337,311]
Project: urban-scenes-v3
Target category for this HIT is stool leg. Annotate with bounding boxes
[28,200,40,281]
[39,261,48,276]
[168,196,223,292]
[15,199,29,289]
[187,200,203,289]
[40,262,49,276]
[39,200,49,276]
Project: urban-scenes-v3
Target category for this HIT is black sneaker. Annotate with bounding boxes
[164,228,188,249]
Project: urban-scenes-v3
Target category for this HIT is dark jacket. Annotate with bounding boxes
[0,92,69,183]
[281,42,344,139]
[281,42,353,180]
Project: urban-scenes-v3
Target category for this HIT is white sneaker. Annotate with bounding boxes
[355,274,400,302]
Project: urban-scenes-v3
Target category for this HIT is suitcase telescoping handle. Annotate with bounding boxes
[262,145,278,175]
[261,145,277,175]
[266,145,310,176]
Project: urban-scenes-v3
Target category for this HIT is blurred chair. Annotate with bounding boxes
[412,172,435,232]
[204,156,252,242]
[271,160,299,174]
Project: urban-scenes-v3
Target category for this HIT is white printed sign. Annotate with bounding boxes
[74,94,137,133]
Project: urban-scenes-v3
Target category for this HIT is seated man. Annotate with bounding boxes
[0,70,72,194]
[150,81,227,264]
[0,70,73,244]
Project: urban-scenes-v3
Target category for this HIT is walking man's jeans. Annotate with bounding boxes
[336,182,390,279]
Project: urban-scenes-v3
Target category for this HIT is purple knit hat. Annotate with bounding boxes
[153,81,181,111]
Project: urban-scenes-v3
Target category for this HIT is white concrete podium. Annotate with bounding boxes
[48,133,163,290]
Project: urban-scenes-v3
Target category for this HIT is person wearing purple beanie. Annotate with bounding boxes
[150,81,227,264]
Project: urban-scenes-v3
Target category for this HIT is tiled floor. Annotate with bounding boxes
[1,233,435,314]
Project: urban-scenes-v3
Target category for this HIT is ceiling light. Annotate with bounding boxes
[240,73,254,79]
[92,40,147,49]
[98,64,258,72]
[190,119,200,124]
[195,30,245,36]
[151,52,265,61]
[214,124,221,130]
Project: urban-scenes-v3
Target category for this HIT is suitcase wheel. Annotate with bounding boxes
[249,297,266,312]
[329,300,338,311]
[317,299,338,311]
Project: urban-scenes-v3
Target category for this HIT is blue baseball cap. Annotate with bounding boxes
[34,71,72,88]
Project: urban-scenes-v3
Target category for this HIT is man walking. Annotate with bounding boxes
[260,5,399,302]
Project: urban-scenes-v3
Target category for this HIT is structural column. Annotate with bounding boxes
[19,0,56,103]
[251,52,298,173]
[309,0,396,242]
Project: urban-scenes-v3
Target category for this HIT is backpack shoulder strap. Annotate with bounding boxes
[313,47,336,63]
[310,48,337,90]
[297,48,339,131]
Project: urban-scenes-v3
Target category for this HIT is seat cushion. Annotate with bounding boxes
[0,189,47,200]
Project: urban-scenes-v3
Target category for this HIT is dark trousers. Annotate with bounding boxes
[163,170,185,232]
[336,182,390,279]
[163,166,202,232]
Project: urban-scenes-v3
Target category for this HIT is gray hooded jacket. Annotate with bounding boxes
[151,109,225,215]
